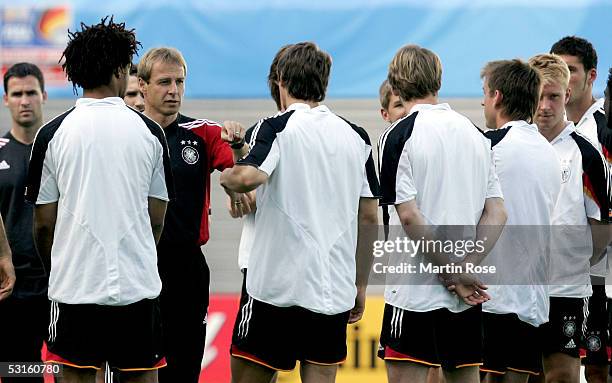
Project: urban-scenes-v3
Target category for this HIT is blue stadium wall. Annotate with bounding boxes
[5,0,612,98]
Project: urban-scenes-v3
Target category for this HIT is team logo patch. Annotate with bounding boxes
[560,163,571,183]
[563,320,576,337]
[587,335,602,351]
[182,146,199,164]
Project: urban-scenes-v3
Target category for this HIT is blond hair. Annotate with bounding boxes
[387,44,442,102]
[528,53,570,90]
[379,79,393,109]
[138,47,187,82]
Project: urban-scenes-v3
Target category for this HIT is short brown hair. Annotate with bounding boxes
[388,44,441,102]
[379,79,393,110]
[138,47,187,82]
[277,42,331,102]
[481,59,541,123]
[528,53,570,90]
[268,44,293,111]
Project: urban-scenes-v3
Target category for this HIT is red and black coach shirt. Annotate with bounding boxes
[159,114,234,247]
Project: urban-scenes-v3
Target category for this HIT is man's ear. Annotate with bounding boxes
[381,108,390,123]
[138,77,147,97]
[493,90,503,107]
[587,68,597,86]
[116,65,129,79]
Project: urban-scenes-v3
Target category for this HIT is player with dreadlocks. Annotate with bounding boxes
[25,16,174,383]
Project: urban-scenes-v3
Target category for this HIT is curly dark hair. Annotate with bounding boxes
[61,16,140,93]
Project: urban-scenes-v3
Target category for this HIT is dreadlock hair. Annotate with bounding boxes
[61,16,140,94]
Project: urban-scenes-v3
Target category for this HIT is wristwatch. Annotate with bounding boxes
[230,138,246,150]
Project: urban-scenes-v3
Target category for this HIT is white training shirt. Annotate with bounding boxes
[548,121,609,298]
[25,97,173,306]
[378,103,503,313]
[237,114,279,271]
[481,120,561,327]
[238,103,380,315]
[574,98,610,278]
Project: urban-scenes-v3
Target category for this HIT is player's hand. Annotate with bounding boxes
[440,272,489,305]
[439,272,487,291]
[348,286,367,324]
[229,193,253,218]
[448,283,490,305]
[0,254,15,301]
[221,121,245,145]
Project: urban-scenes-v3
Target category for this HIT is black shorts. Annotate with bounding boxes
[230,274,349,371]
[44,298,165,371]
[481,312,541,376]
[0,295,49,367]
[581,281,611,364]
[539,296,586,358]
[157,244,210,383]
[377,303,483,370]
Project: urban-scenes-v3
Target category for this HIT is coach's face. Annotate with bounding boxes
[141,61,185,117]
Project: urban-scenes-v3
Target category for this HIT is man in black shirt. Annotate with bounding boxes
[0,62,47,382]
[138,47,239,383]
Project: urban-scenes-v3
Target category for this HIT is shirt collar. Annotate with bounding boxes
[75,97,125,107]
[409,103,451,115]
[576,97,605,128]
[550,121,576,145]
[285,103,330,113]
[500,120,537,132]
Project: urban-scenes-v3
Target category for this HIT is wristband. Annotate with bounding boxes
[230,139,245,149]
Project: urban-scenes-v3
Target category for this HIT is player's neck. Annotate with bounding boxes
[495,114,512,129]
[10,124,39,145]
[83,86,120,100]
[145,109,178,129]
[540,120,567,143]
[285,97,319,109]
[566,94,595,124]
[402,95,438,114]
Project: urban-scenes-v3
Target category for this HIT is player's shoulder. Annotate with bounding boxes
[378,112,419,153]
[177,115,223,131]
[571,130,604,164]
[177,115,226,144]
[0,137,10,150]
[336,114,372,145]
[125,106,163,132]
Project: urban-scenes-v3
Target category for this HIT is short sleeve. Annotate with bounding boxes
[149,141,170,201]
[206,123,234,172]
[26,125,59,204]
[394,142,417,204]
[486,149,504,199]
[237,119,283,175]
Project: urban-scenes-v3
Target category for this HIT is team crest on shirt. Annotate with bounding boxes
[587,335,602,351]
[182,146,199,165]
[562,316,576,337]
[560,161,571,183]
